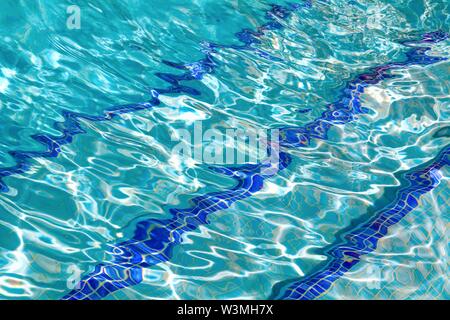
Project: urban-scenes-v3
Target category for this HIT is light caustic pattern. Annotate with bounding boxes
[52,3,449,300]
[270,145,449,299]
[0,2,308,192]
[0,1,447,300]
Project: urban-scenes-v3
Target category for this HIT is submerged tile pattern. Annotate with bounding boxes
[270,146,449,299]
[62,4,447,299]
[0,1,446,300]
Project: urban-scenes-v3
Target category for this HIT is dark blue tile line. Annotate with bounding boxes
[0,2,309,192]
[62,152,292,300]
[267,31,450,300]
[62,23,448,299]
[14,2,308,300]
[270,144,449,300]
[278,31,449,148]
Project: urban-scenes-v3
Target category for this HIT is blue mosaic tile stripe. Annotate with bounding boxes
[62,153,292,300]
[57,2,310,300]
[0,2,309,192]
[62,23,448,299]
[268,31,450,300]
[278,31,449,147]
[0,0,430,299]
[271,145,449,300]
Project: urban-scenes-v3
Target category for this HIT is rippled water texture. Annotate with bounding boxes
[0,0,448,300]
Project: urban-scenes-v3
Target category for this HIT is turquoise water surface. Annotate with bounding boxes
[0,0,448,300]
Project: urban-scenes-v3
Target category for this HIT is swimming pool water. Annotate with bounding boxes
[0,0,448,300]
